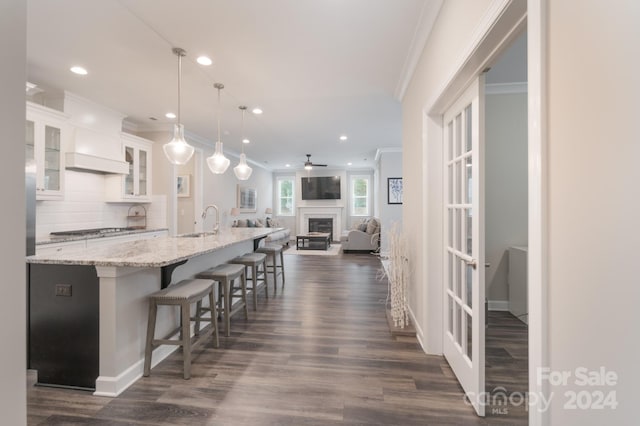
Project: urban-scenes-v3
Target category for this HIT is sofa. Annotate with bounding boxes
[340,217,381,253]
[232,217,291,247]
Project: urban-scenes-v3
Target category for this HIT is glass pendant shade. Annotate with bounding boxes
[163,47,195,165]
[207,83,230,174]
[163,124,194,165]
[207,141,231,174]
[233,153,253,180]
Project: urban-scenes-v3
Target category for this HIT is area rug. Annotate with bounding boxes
[283,243,342,256]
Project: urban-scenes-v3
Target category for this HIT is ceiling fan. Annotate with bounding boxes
[304,154,327,170]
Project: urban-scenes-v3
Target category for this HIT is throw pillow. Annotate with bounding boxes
[247,219,255,227]
[236,219,248,228]
[358,223,368,232]
[366,218,379,235]
[265,217,273,227]
[255,218,264,227]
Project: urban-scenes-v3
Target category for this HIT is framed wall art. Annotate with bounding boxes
[237,185,257,212]
[387,177,403,204]
[177,174,190,197]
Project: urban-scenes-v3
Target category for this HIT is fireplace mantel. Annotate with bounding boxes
[297,206,344,241]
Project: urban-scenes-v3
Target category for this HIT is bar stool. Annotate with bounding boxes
[197,263,248,336]
[230,252,268,311]
[143,278,218,379]
[256,243,285,293]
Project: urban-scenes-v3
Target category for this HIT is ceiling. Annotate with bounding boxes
[26,0,437,171]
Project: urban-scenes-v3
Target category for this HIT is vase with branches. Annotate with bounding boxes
[383,222,410,328]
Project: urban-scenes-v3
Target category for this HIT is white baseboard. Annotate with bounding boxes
[488,300,509,311]
[94,344,178,397]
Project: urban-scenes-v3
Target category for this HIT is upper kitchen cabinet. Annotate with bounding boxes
[106,133,153,202]
[26,102,70,200]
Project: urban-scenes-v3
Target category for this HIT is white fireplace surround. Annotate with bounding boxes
[297,206,343,241]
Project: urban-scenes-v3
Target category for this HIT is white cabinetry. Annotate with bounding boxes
[106,133,153,202]
[26,103,69,200]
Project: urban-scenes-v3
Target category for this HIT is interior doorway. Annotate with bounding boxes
[484,31,529,420]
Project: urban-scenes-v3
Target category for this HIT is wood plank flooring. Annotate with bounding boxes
[28,253,528,425]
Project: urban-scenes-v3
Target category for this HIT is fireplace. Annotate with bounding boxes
[309,218,333,238]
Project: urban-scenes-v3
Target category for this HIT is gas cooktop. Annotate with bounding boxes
[50,227,136,237]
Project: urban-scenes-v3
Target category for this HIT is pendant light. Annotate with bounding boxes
[206,83,231,174]
[233,105,253,180]
[163,47,195,165]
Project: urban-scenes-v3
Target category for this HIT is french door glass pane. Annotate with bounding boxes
[448,295,454,334]
[466,311,473,360]
[465,104,473,152]
[455,113,462,157]
[465,264,473,308]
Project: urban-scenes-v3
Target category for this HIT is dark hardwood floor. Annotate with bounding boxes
[28,253,528,425]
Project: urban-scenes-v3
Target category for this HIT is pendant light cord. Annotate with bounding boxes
[217,87,221,142]
[177,52,181,124]
[241,108,245,154]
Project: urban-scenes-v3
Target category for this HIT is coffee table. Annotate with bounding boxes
[296,232,331,250]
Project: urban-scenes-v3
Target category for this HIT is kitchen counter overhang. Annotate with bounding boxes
[26,227,283,397]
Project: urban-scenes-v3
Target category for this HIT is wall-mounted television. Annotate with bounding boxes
[301,176,341,200]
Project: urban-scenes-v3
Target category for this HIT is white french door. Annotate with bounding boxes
[443,76,485,416]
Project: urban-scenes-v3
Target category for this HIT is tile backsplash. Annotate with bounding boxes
[36,170,166,240]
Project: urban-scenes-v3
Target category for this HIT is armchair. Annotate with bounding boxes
[341,217,381,253]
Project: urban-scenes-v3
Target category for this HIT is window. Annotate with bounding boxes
[351,175,370,216]
[277,177,294,216]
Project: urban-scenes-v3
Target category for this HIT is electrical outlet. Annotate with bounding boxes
[55,284,72,297]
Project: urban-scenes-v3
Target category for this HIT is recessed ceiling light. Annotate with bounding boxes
[70,66,88,75]
[347,162,352,166]
[285,164,291,167]
[165,112,176,119]
[242,138,250,144]
[196,56,213,66]
[339,135,348,141]
[252,107,263,115]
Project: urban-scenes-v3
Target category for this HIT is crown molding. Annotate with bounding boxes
[485,82,527,95]
[394,0,444,101]
[375,147,403,162]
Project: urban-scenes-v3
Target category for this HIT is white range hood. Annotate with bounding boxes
[62,92,129,174]
[65,152,128,174]
[65,126,129,174]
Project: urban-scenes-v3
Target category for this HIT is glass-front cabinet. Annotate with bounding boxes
[106,133,152,202]
[26,103,68,200]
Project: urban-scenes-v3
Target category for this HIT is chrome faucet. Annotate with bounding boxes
[201,204,220,234]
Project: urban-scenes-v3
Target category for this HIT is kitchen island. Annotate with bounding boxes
[26,227,281,396]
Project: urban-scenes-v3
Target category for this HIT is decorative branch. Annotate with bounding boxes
[382,222,410,328]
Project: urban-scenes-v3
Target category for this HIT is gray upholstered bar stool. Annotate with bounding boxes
[256,243,286,293]
[230,252,268,311]
[143,278,218,380]
[196,263,248,336]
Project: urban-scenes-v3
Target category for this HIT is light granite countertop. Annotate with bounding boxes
[26,228,281,267]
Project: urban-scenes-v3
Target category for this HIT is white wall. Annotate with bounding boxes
[1,0,27,423]
[177,154,196,234]
[376,150,403,253]
[545,2,639,424]
[402,0,494,353]
[485,92,527,304]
